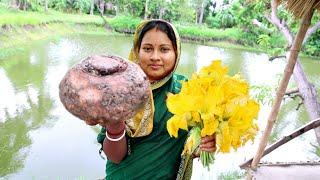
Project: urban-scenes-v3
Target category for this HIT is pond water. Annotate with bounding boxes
[0,34,319,179]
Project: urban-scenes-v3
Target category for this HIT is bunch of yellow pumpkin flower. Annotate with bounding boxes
[166,60,260,168]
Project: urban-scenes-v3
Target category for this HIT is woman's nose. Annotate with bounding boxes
[150,50,160,61]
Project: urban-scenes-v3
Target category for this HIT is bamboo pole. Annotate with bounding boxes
[240,117,320,169]
[250,8,315,171]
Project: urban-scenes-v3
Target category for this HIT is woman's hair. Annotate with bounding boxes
[137,20,177,54]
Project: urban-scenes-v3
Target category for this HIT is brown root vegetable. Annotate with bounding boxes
[59,55,150,126]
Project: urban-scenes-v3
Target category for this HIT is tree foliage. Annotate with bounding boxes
[1,0,319,57]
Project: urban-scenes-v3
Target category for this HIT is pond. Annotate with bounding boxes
[1,34,320,179]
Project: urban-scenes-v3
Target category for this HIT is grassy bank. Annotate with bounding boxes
[0,4,113,58]
[106,16,261,52]
[0,4,103,26]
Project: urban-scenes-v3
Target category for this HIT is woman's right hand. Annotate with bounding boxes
[104,121,126,135]
[96,119,125,136]
[85,118,125,135]
[101,120,127,164]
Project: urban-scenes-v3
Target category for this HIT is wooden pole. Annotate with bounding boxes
[250,8,314,171]
[240,117,320,169]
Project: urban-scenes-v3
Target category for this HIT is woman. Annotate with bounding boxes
[97,19,215,180]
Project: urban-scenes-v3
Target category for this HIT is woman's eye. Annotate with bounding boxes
[143,47,152,52]
[161,48,170,52]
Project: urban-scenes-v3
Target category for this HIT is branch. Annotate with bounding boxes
[252,19,273,34]
[283,88,304,110]
[303,21,320,44]
[296,99,304,110]
[285,88,299,95]
[240,117,320,169]
[266,0,294,45]
[269,55,286,61]
[97,7,112,29]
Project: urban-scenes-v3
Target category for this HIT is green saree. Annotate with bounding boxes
[97,74,188,179]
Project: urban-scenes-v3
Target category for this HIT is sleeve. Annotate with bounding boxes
[97,127,106,145]
[172,74,188,94]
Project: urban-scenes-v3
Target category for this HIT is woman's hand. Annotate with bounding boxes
[100,120,127,164]
[99,120,126,135]
[199,134,216,153]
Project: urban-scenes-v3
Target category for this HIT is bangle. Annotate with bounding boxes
[106,129,126,142]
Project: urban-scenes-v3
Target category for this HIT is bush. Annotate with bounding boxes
[176,24,243,42]
[206,9,236,29]
[303,29,320,57]
[108,15,141,33]
[73,0,91,13]
[205,15,220,28]
[49,0,68,11]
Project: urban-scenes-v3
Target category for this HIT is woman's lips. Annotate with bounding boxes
[149,64,162,70]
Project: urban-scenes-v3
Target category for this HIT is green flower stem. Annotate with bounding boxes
[192,124,215,170]
[200,151,215,170]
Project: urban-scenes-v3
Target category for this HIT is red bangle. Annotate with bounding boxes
[105,122,126,136]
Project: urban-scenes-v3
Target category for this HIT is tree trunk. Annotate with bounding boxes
[114,5,118,16]
[44,0,48,12]
[159,7,165,19]
[23,0,27,11]
[195,11,198,24]
[17,0,21,9]
[293,60,320,143]
[144,0,149,19]
[99,0,105,15]
[90,0,94,15]
[251,7,314,170]
[198,0,206,24]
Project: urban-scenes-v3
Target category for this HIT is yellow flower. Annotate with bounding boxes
[199,60,228,83]
[242,123,259,145]
[222,75,249,99]
[191,111,201,123]
[217,121,232,153]
[167,79,205,116]
[167,115,188,138]
[166,60,260,157]
[201,113,219,137]
[167,92,201,115]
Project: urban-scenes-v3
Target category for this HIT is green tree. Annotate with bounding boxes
[192,0,209,24]
[49,0,67,11]
[73,0,91,13]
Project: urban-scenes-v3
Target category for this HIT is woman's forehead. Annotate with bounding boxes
[140,28,172,45]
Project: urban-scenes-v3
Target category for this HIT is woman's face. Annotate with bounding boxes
[138,27,176,82]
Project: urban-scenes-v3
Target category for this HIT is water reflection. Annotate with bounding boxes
[0,34,319,179]
[0,48,54,177]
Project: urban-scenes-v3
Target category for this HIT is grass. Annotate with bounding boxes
[177,24,243,41]
[310,143,320,158]
[218,170,245,180]
[0,3,103,26]
[0,3,114,58]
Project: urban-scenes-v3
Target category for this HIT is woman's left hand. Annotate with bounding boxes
[199,134,216,152]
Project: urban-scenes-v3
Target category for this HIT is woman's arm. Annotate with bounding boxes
[102,122,127,164]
